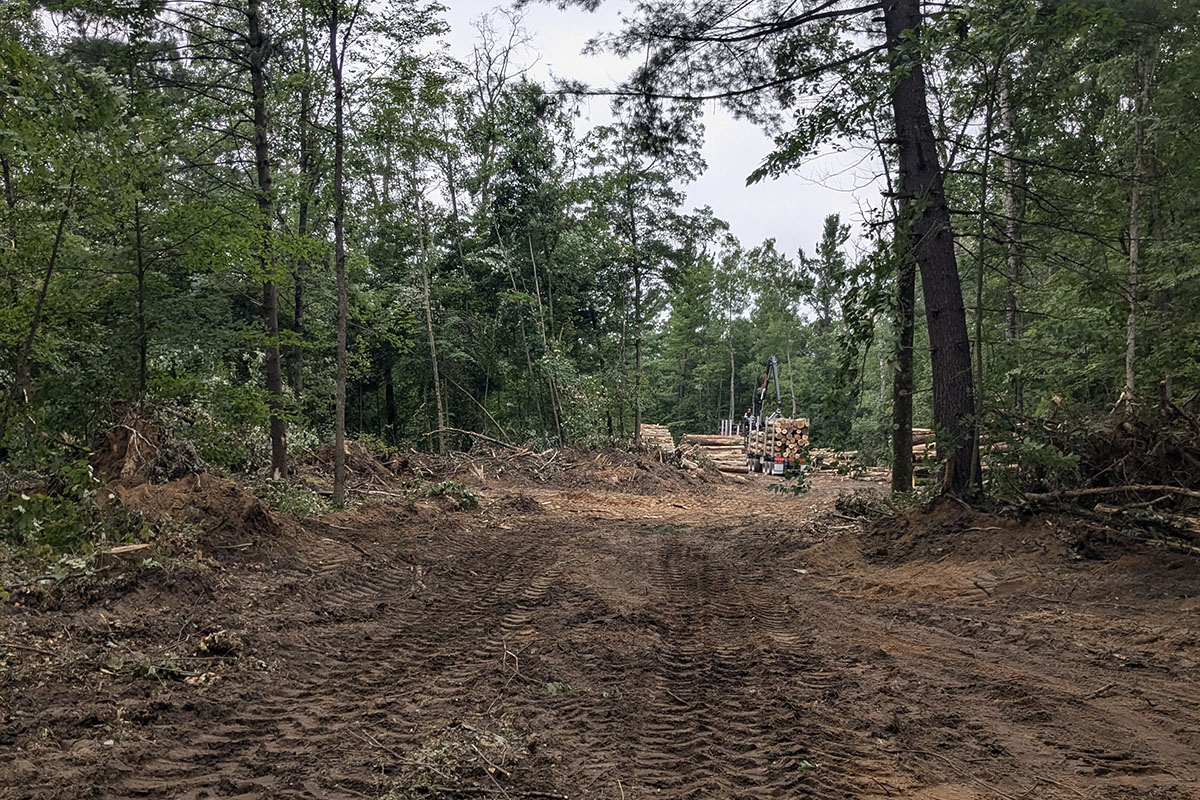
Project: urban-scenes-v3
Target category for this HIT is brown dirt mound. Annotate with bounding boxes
[115,473,298,558]
[860,497,1068,564]
[488,491,546,514]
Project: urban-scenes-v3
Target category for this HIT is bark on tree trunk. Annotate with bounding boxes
[874,108,913,493]
[728,339,735,424]
[970,83,995,493]
[617,313,627,439]
[528,235,563,445]
[1124,42,1157,410]
[134,198,148,396]
[626,180,643,446]
[1,154,19,306]
[293,9,314,397]
[418,201,446,454]
[884,0,978,495]
[891,236,915,494]
[1000,77,1025,413]
[249,0,287,481]
[495,226,544,429]
[786,338,797,417]
[634,265,643,446]
[329,5,348,504]
[384,353,397,445]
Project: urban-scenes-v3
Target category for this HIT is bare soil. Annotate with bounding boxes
[3,468,1199,799]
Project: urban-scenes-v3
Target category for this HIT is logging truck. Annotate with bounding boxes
[744,356,811,475]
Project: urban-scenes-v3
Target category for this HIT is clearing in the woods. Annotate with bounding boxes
[2,458,1199,800]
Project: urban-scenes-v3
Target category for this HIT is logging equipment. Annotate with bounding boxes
[744,356,810,475]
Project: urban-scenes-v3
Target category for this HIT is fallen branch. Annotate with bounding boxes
[3,641,59,658]
[1025,484,1200,503]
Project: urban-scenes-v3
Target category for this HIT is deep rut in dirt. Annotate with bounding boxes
[3,477,1200,799]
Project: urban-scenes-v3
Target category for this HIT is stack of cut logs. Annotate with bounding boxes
[639,424,676,454]
[810,427,936,478]
[679,433,745,473]
[911,428,936,462]
[747,417,810,460]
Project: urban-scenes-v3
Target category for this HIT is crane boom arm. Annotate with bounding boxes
[755,355,782,421]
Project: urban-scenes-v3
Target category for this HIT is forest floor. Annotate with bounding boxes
[2,455,1199,800]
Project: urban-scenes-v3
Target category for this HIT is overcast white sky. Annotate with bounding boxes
[438,0,881,260]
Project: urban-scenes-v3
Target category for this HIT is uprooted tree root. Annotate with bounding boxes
[91,404,204,486]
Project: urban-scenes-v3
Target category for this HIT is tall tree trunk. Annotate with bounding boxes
[384,352,397,445]
[293,8,314,397]
[634,264,643,446]
[1000,77,1025,413]
[1124,42,1157,410]
[874,113,914,493]
[249,0,286,480]
[786,338,797,417]
[329,4,349,504]
[626,180,643,446]
[970,81,996,492]
[134,198,148,395]
[418,201,446,454]
[1,154,19,305]
[891,237,916,493]
[884,0,978,495]
[728,338,735,424]
[528,235,563,445]
[443,115,468,273]
[495,226,544,428]
[617,313,627,439]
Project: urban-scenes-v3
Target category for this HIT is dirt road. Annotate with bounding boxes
[3,470,1199,799]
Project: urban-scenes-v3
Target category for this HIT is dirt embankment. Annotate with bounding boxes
[2,462,1199,800]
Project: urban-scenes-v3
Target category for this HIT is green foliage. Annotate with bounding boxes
[423,480,480,509]
[1,461,147,552]
[769,450,813,496]
[986,437,1082,500]
[257,480,332,517]
[2,0,1198,501]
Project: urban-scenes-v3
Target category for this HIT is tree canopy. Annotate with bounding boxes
[1,0,1197,499]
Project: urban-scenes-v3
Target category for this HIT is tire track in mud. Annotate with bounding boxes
[600,536,897,800]
[22,522,572,800]
[10,489,1200,800]
[9,516,906,800]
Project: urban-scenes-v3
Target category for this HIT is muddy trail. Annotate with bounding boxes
[3,471,1200,799]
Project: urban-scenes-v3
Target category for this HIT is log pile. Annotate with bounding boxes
[679,434,745,473]
[639,424,676,454]
[747,417,810,460]
[911,428,937,464]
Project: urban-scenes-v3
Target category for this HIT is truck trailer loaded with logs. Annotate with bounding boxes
[743,356,810,475]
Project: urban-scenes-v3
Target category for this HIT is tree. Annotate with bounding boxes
[884,0,978,493]
[247,0,288,480]
[562,0,981,492]
[798,214,851,332]
[583,102,703,443]
[323,0,357,504]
